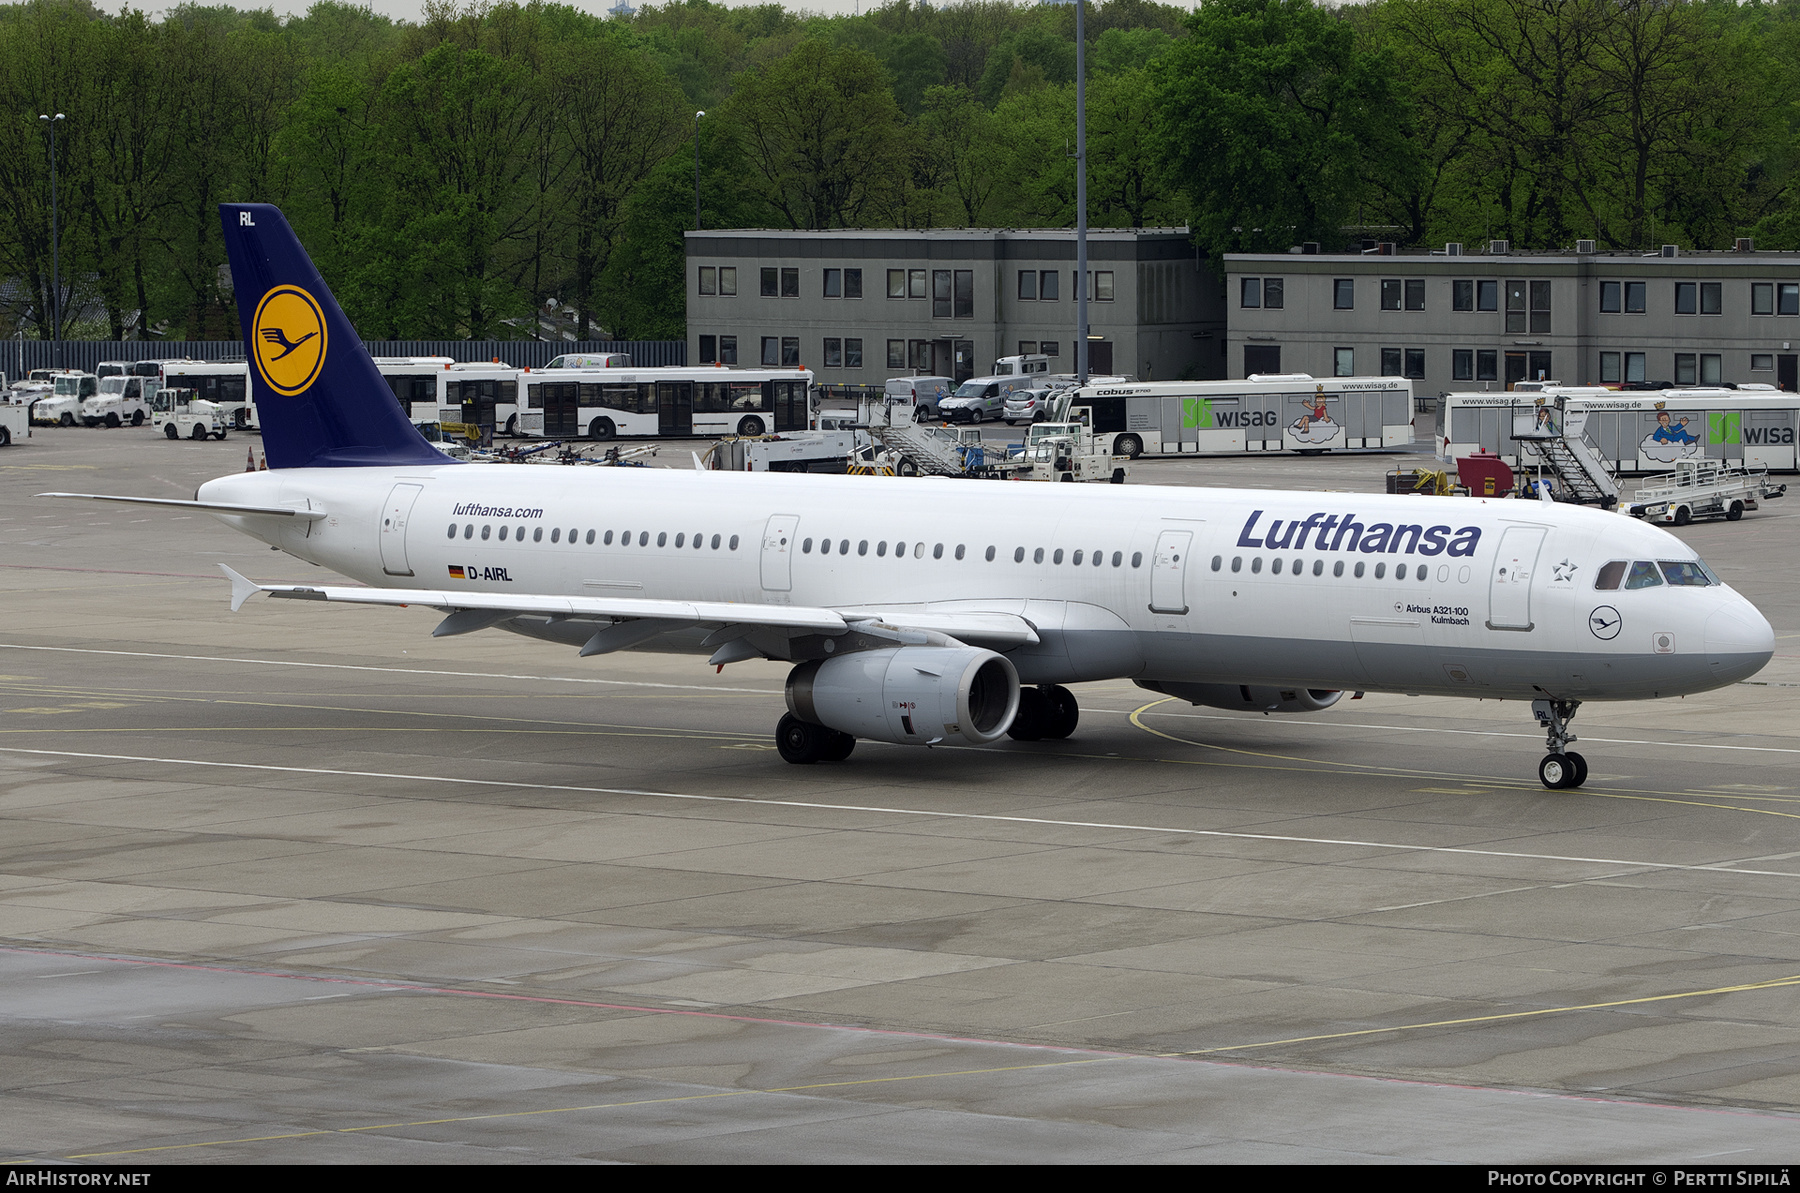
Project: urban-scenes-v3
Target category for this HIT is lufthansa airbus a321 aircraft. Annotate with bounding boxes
[43,205,1775,788]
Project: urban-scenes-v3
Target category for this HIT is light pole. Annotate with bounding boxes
[694,110,705,231]
[1074,3,1087,385]
[39,113,64,366]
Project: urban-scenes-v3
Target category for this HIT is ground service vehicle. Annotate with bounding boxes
[152,387,230,440]
[440,363,522,440]
[1628,459,1786,524]
[33,373,98,425]
[82,376,154,427]
[42,203,1777,793]
[0,385,29,445]
[162,361,253,429]
[882,375,953,422]
[518,366,811,440]
[1435,386,1800,473]
[942,372,1040,424]
[1071,375,1414,459]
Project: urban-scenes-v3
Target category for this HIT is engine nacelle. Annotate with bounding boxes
[1136,680,1343,714]
[787,646,1020,745]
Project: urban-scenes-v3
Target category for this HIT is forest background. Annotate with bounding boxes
[3,0,1798,344]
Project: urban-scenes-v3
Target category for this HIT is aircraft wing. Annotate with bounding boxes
[39,492,328,520]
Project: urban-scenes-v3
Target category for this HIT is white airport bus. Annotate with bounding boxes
[440,362,522,439]
[1435,385,1800,473]
[1066,374,1414,459]
[516,365,812,440]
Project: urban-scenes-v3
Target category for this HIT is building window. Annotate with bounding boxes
[955,269,974,317]
[1334,279,1354,309]
[888,339,905,368]
[1454,280,1474,312]
[823,337,842,367]
[1405,279,1425,311]
[1626,352,1645,382]
[1506,281,1526,332]
[1600,281,1620,313]
[1625,282,1645,313]
[761,267,778,297]
[1477,350,1497,381]
[1020,270,1038,300]
[1530,280,1551,333]
[1599,351,1620,383]
[1675,282,1697,315]
[1404,348,1425,379]
[1700,282,1722,315]
[845,338,862,368]
[1381,279,1402,311]
[888,269,906,299]
[1453,349,1474,381]
[1334,347,1353,377]
[1241,277,1261,308]
[1040,341,1060,358]
[1264,278,1283,309]
[1753,283,1774,315]
[1753,353,1775,371]
[1602,280,1644,313]
[781,337,800,366]
[1675,352,1696,384]
[719,268,736,296]
[1381,347,1402,376]
[719,335,737,365]
[1039,271,1059,301]
[1018,340,1038,355]
[909,269,927,299]
[844,269,861,299]
[699,267,716,295]
[933,269,951,318]
[781,267,799,298]
[1477,280,1498,311]
[1783,283,1800,316]
[1700,353,1722,384]
[761,336,778,365]
[699,334,716,363]
[910,340,931,369]
[823,269,841,298]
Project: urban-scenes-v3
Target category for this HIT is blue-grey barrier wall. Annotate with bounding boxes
[8,340,686,377]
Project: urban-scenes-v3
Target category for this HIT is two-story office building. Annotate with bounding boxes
[685,228,1225,388]
[1226,243,1800,392]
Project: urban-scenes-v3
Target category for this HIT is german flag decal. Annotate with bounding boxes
[448,565,465,579]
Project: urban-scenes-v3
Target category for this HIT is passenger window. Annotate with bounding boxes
[1131,552,1142,568]
[534,527,543,543]
[446,524,456,539]
[1354,561,1365,578]
[859,540,869,556]
[1053,549,1064,564]
[464,524,474,539]
[1396,563,1407,580]
[552,528,561,543]
[1375,562,1386,579]
[1312,560,1323,576]
[1333,561,1343,577]
[587,530,597,545]
[933,543,944,559]
[896,541,908,557]
[1073,550,1084,566]
[985,546,995,561]
[694,532,703,549]
[1624,561,1663,589]
[657,532,667,547]
[675,533,685,547]
[1112,552,1123,567]
[713,535,722,549]
[838,540,848,554]
[499,526,508,541]
[621,529,631,544]
[1272,558,1283,575]
[914,542,925,559]
[955,545,966,560]
[1290,558,1300,575]
[1231,557,1241,573]
[481,525,491,540]
[639,532,649,546]
[802,538,813,553]
[1251,557,1263,574]
[1014,547,1025,562]
[1595,560,1626,590]
[516,525,525,540]
[1034,548,1045,564]
[1211,555,1222,571]
[819,538,831,555]
[730,535,740,550]
[877,541,888,557]
[1659,560,1712,586]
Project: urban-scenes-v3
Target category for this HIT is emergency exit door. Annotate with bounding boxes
[1148,529,1193,615]
[760,514,799,592]
[380,483,423,577]
[1487,524,1546,631]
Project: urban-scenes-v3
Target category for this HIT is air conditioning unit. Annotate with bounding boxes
[1445,242,1463,256]
[1661,244,1679,258]
[1575,239,1596,254]
[1301,241,1320,255]
[1377,242,1396,255]
[1489,239,1510,255]
[1736,237,1756,252]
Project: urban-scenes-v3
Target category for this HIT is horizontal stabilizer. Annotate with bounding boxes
[38,493,327,520]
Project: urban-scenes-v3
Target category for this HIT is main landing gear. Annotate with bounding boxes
[775,713,856,764]
[1007,684,1079,742]
[1533,698,1587,790]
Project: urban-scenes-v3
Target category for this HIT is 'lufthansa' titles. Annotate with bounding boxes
[1235,510,1480,557]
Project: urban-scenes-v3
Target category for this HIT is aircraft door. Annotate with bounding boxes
[1148,529,1192,615]
[1486,524,1546,631]
[379,483,423,576]
[760,514,800,592]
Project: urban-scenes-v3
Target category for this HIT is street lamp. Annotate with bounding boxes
[694,110,705,231]
[39,113,64,364]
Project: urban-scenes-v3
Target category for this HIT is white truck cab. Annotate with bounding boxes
[82,375,155,427]
[0,383,29,446]
[33,373,98,426]
[992,354,1052,377]
[152,387,229,440]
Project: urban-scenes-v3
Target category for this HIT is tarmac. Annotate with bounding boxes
[3,423,1799,1163]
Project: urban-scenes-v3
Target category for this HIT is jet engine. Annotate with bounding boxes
[1136,680,1343,714]
[787,646,1020,745]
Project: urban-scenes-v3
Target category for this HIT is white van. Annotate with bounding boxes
[884,375,954,421]
[941,372,1041,424]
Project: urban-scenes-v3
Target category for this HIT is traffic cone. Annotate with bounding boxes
[245,446,255,471]
[258,455,267,471]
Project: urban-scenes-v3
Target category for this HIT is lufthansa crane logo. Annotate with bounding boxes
[251,285,327,396]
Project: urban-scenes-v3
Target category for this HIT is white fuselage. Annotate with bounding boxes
[197,464,1773,701]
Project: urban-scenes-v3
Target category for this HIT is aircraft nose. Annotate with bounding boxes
[1705,601,1775,684]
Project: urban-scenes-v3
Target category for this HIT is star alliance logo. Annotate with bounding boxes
[1552,558,1579,583]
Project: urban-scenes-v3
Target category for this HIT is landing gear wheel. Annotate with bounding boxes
[165,423,179,439]
[1727,501,1744,522]
[1044,685,1079,739]
[1539,753,1580,790]
[776,713,831,764]
[1564,751,1588,787]
[1007,687,1050,741]
[819,730,856,762]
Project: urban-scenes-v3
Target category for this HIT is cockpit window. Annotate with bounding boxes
[1595,561,1627,590]
[1623,561,1664,589]
[1659,560,1714,587]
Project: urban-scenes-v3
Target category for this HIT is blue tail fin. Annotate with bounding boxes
[220,203,452,469]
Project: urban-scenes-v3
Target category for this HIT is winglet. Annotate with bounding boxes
[1537,478,1555,504]
[220,564,264,613]
[692,451,706,471]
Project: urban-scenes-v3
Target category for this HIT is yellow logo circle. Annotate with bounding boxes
[252,286,328,397]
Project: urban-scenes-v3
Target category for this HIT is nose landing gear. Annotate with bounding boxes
[1533,698,1587,789]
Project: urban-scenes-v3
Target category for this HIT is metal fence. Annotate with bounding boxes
[7,339,686,378]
